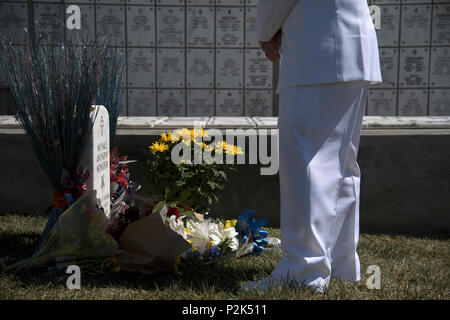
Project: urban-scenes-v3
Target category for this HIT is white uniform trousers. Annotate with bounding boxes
[273,81,370,289]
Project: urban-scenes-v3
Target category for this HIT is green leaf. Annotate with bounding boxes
[152,200,165,214]
[178,189,191,203]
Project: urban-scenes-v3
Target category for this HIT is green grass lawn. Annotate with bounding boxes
[0,214,448,300]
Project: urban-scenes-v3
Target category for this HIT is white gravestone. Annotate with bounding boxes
[80,105,111,217]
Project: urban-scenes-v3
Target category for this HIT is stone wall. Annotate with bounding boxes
[0,0,449,116]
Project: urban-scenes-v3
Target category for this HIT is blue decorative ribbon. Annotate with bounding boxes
[236,209,269,255]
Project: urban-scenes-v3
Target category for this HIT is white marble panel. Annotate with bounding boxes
[216,7,244,47]
[127,6,155,47]
[96,5,126,46]
[0,2,28,45]
[376,5,400,46]
[127,48,156,88]
[432,4,450,46]
[245,49,273,89]
[216,90,243,116]
[245,90,273,116]
[186,6,214,47]
[367,89,397,116]
[187,90,214,116]
[187,49,214,88]
[216,49,244,88]
[399,47,429,87]
[398,89,428,116]
[429,89,450,116]
[430,47,450,88]
[157,6,185,47]
[128,89,156,116]
[400,5,432,46]
[158,89,186,116]
[157,48,185,88]
[34,3,65,44]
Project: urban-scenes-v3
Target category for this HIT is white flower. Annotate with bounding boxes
[167,215,186,238]
[186,219,219,254]
[186,219,240,254]
[216,221,239,252]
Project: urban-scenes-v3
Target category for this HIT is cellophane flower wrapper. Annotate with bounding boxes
[4,190,124,276]
[117,210,192,274]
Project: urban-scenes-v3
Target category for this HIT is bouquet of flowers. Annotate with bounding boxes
[3,191,123,276]
[147,128,243,213]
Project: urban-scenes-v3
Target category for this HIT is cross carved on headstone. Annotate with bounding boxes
[100,116,105,136]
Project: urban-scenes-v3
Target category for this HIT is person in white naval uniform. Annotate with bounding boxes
[241,0,382,292]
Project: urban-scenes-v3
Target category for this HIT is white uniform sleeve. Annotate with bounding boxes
[255,0,297,41]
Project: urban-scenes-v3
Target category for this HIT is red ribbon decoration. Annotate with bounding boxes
[53,191,67,209]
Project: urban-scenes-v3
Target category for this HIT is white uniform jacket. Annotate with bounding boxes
[255,0,382,93]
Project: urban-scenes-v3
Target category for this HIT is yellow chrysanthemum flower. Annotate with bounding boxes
[171,128,191,141]
[214,140,228,152]
[160,132,173,143]
[225,219,237,229]
[190,128,209,140]
[149,142,169,153]
[231,145,244,155]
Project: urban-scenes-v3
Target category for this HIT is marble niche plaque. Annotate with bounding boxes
[187,0,215,5]
[127,48,156,88]
[371,1,400,4]
[432,5,450,46]
[157,0,184,5]
[128,89,156,116]
[245,7,258,48]
[216,0,244,5]
[157,6,185,47]
[80,105,111,217]
[245,90,273,116]
[66,5,95,45]
[0,3,28,45]
[127,6,155,46]
[34,3,64,44]
[429,89,450,116]
[187,49,214,88]
[216,49,244,88]
[400,5,432,46]
[65,0,94,3]
[376,48,398,88]
[246,0,259,5]
[187,90,214,116]
[367,90,397,116]
[127,0,154,4]
[96,5,126,46]
[376,5,400,47]
[399,48,429,87]
[158,90,185,116]
[186,7,214,47]
[245,49,273,88]
[216,7,244,47]
[398,89,428,116]
[430,47,450,88]
[96,0,124,4]
[216,90,244,116]
[157,48,185,88]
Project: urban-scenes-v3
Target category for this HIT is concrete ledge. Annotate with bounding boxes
[1,116,450,136]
